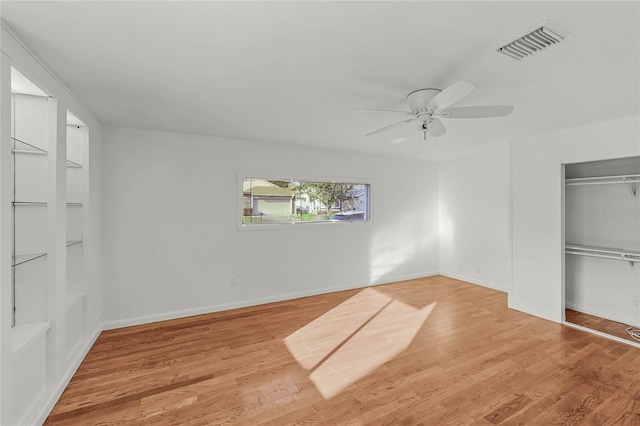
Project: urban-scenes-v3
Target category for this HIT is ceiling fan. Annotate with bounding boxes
[358,82,514,140]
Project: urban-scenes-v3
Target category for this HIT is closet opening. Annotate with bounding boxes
[564,156,640,344]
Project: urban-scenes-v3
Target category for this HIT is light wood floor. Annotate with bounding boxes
[47,276,640,425]
[566,309,640,345]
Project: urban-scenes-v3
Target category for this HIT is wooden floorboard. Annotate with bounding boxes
[46,276,640,425]
[566,308,640,345]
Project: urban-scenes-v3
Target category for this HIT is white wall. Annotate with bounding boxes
[511,114,640,323]
[439,143,510,292]
[101,126,439,327]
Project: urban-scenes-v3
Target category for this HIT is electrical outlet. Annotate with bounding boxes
[475,267,482,275]
[230,276,237,287]
[634,296,640,308]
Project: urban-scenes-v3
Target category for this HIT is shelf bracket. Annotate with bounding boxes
[622,255,635,269]
[623,177,637,196]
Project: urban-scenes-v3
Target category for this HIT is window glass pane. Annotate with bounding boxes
[242,178,370,225]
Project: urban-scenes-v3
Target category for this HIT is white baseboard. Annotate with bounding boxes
[565,301,640,328]
[370,270,439,286]
[102,271,440,330]
[439,271,508,293]
[32,325,102,426]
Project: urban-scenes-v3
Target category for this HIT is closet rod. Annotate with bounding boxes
[565,179,639,186]
[566,250,640,263]
[565,245,640,257]
[566,173,640,183]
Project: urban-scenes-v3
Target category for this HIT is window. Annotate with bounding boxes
[242,178,370,225]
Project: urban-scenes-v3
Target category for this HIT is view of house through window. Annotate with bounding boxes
[243,178,370,225]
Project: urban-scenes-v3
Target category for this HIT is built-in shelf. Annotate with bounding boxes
[12,146,82,168]
[11,321,50,359]
[12,252,47,267]
[66,159,83,168]
[12,240,83,267]
[66,290,85,310]
[565,244,640,266]
[12,201,47,206]
[12,149,46,155]
[12,202,83,206]
[11,137,46,153]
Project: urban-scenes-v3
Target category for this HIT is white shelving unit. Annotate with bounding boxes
[1,29,102,424]
[5,67,91,425]
[65,111,87,360]
[9,68,53,425]
[11,83,50,328]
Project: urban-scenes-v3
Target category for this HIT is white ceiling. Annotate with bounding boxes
[2,1,638,160]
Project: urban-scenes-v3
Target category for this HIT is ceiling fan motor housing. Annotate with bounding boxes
[406,88,441,113]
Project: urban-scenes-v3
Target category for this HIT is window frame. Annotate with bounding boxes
[237,172,373,230]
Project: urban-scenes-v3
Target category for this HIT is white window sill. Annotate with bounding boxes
[238,219,372,231]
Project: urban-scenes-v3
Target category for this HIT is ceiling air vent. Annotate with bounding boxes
[490,20,572,61]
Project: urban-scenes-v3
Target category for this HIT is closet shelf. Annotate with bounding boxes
[565,244,640,265]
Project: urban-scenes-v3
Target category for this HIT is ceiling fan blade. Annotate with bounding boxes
[426,81,475,110]
[439,105,514,118]
[356,108,414,117]
[427,118,446,137]
[365,118,414,136]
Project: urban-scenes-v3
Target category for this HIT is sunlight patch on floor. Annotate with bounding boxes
[284,288,436,399]
[284,288,392,370]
